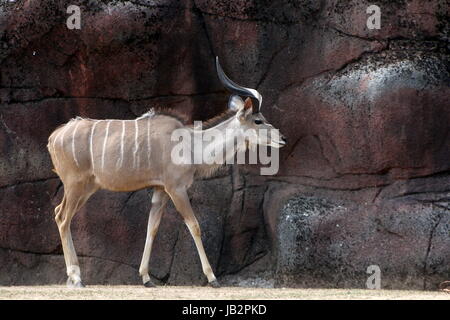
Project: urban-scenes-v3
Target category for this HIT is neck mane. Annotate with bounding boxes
[200,109,236,129]
[190,111,246,179]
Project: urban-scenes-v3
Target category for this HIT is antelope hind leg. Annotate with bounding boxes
[55,179,97,288]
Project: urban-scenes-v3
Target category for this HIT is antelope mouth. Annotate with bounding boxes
[271,140,286,148]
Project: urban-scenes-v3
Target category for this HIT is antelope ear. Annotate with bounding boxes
[237,97,253,121]
[243,98,254,116]
[228,95,244,111]
[244,97,253,111]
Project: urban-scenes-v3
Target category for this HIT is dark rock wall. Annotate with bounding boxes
[0,0,448,289]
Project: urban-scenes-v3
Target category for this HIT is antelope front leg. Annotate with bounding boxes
[166,187,220,287]
[139,189,169,287]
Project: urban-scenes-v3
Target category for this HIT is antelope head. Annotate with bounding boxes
[216,57,287,149]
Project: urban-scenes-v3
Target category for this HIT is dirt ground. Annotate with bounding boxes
[0,286,448,300]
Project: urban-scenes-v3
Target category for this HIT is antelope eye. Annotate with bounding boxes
[254,119,263,125]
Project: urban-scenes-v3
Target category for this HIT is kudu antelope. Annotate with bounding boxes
[47,57,286,288]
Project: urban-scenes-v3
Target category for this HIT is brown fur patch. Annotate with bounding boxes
[244,97,253,110]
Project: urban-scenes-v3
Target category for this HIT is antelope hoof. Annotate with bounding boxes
[209,279,220,288]
[144,280,156,288]
[67,278,85,288]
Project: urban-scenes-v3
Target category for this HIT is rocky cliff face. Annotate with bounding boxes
[0,0,448,289]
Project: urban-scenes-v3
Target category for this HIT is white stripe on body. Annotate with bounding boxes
[89,121,100,173]
[147,119,151,169]
[101,120,111,171]
[117,121,126,169]
[71,120,81,167]
[133,120,139,169]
